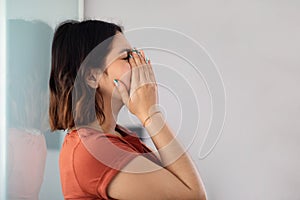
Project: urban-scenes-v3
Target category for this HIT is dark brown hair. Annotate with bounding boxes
[49,19,123,131]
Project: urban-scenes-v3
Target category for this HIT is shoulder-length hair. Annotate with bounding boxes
[49,19,123,131]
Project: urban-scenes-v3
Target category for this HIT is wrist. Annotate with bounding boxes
[142,111,162,127]
[138,104,162,124]
[143,111,166,137]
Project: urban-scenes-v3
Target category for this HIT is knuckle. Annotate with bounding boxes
[132,52,139,58]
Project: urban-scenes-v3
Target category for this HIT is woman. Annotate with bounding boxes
[49,19,207,200]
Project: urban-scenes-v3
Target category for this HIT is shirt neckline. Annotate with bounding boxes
[68,124,134,139]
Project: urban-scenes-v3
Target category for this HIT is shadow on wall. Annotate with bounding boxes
[7,19,53,200]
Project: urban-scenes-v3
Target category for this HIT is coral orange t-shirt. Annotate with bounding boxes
[59,124,162,200]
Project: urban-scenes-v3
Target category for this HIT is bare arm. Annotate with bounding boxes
[109,48,207,199]
[145,111,206,197]
[107,112,206,200]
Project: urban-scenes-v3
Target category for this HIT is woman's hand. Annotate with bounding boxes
[114,49,159,124]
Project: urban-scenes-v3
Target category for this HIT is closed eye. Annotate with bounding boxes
[121,51,130,60]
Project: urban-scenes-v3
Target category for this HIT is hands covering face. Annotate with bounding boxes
[114,48,159,124]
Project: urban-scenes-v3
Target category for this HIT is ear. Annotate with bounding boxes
[85,68,102,89]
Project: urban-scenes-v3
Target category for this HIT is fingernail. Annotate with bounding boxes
[132,48,140,55]
[145,57,149,63]
[113,79,119,86]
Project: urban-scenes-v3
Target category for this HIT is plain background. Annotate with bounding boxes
[84,1,300,199]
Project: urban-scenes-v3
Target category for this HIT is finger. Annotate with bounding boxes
[128,52,137,69]
[113,79,130,107]
[128,54,141,97]
[130,67,141,95]
[148,61,157,84]
[139,65,148,85]
[137,51,148,84]
[139,50,147,65]
[139,50,152,83]
[128,52,140,81]
[131,48,142,66]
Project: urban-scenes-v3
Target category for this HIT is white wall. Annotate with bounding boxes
[85,0,300,199]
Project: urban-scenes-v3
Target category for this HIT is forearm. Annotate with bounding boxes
[143,112,206,197]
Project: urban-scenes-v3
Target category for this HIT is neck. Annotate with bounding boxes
[89,93,124,134]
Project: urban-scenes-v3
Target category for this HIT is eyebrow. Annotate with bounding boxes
[118,48,131,54]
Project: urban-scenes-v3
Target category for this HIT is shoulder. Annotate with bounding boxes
[75,127,141,170]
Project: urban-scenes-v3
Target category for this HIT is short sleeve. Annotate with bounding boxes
[96,137,141,199]
[73,129,141,199]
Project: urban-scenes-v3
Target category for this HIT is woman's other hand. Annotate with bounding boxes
[113,49,159,124]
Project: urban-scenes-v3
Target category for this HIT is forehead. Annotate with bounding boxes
[101,32,132,70]
[110,32,132,51]
[107,33,132,58]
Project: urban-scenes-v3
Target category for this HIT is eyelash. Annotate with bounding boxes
[122,52,130,60]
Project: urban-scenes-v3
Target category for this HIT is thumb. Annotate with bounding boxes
[113,79,129,108]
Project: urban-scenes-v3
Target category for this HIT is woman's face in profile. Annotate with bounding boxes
[105,49,132,94]
[99,32,132,99]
